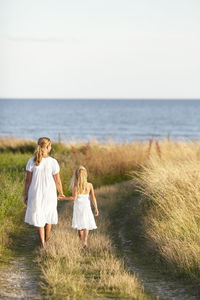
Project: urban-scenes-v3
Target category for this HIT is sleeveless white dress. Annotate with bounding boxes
[72,194,97,230]
[24,157,60,227]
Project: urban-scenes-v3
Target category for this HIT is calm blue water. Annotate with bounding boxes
[1,99,200,142]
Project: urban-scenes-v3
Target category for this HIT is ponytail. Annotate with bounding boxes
[34,137,51,166]
[34,145,43,166]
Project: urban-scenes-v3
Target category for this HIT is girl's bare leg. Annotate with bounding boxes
[37,227,45,248]
[78,230,84,241]
[45,224,52,242]
[83,229,89,247]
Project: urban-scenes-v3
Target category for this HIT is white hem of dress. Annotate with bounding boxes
[72,225,97,230]
[25,220,58,227]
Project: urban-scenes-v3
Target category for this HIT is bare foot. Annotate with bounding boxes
[40,242,45,249]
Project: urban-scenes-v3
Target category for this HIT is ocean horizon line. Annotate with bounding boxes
[1,98,200,101]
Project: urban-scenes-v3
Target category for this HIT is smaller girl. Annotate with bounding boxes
[59,166,98,247]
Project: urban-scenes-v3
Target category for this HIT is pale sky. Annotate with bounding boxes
[0,0,200,99]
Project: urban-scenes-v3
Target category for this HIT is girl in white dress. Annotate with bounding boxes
[58,166,98,247]
[24,137,64,248]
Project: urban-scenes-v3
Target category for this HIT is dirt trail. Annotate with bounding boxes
[114,190,199,300]
[0,228,42,299]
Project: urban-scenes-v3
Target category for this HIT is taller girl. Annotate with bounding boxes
[24,137,64,248]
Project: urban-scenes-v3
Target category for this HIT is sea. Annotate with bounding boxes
[1,99,200,143]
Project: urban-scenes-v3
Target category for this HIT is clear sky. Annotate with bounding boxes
[0,0,200,99]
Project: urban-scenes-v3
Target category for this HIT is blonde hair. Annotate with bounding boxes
[70,166,88,195]
[34,137,51,166]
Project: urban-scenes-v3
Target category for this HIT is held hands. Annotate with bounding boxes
[58,194,65,200]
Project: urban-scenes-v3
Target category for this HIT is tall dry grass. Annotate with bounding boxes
[0,137,149,186]
[135,140,200,279]
[0,137,36,153]
[38,184,149,299]
[54,140,149,190]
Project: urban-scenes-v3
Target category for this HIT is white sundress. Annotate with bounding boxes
[72,194,97,230]
[24,156,60,227]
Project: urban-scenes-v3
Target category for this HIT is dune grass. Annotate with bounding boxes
[54,139,149,193]
[38,184,150,299]
[0,137,36,153]
[134,140,200,280]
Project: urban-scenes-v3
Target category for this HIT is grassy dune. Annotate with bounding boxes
[2,137,200,290]
[135,140,200,280]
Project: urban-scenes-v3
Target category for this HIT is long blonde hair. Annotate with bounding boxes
[34,137,51,166]
[70,166,88,194]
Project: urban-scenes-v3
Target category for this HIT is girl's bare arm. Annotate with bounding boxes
[24,171,32,205]
[53,173,64,196]
[90,184,99,216]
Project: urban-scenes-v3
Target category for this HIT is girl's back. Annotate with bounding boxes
[72,182,97,230]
